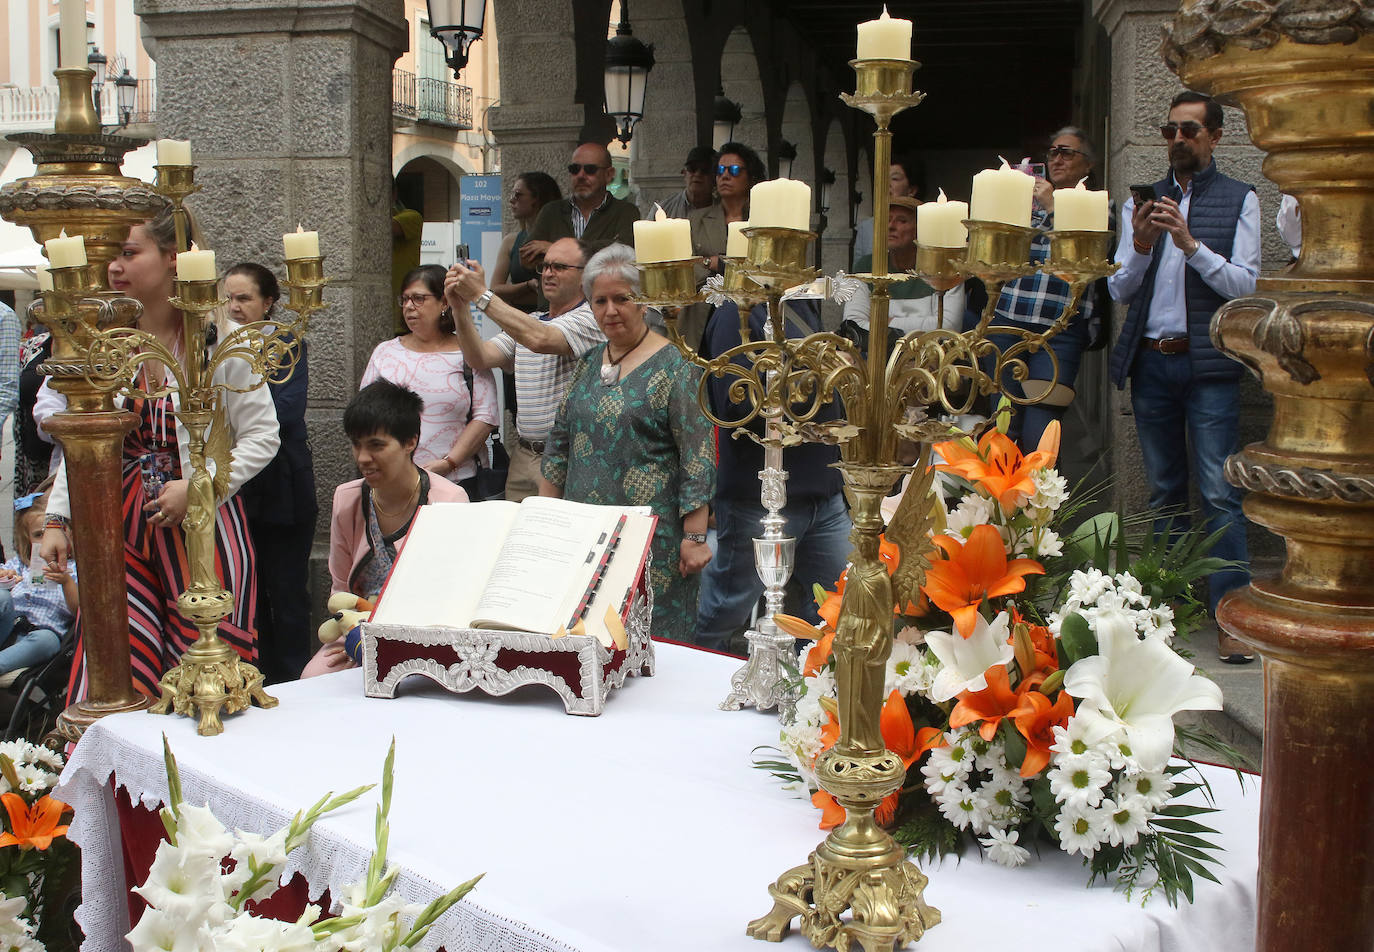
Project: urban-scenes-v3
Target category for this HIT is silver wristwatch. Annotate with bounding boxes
[473,289,493,312]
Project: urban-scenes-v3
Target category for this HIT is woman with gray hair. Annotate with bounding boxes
[980,125,1116,451]
[540,243,715,641]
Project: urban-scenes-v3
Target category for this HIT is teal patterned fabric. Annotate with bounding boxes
[543,342,715,641]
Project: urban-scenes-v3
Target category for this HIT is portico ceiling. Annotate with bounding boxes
[767,0,1091,149]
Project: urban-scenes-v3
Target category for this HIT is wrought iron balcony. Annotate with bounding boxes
[0,77,156,132]
[391,69,473,130]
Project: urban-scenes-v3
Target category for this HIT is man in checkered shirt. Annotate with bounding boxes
[985,127,1115,449]
[445,238,605,502]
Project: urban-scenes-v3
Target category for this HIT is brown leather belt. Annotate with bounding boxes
[517,436,546,454]
[1141,336,1190,355]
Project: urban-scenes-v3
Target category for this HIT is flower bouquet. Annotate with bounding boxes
[766,420,1244,904]
[128,737,482,952]
[0,740,76,952]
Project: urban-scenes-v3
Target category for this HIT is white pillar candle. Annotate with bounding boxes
[632,205,692,263]
[856,5,912,60]
[156,139,192,166]
[749,179,811,231]
[45,230,87,268]
[58,0,86,69]
[283,225,321,260]
[725,220,749,258]
[917,189,969,247]
[177,243,216,282]
[35,265,53,292]
[970,156,1034,227]
[1052,178,1110,231]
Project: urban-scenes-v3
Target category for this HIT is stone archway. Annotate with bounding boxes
[395,154,468,221]
[778,82,814,186]
[625,0,699,204]
[719,26,766,155]
[818,118,850,273]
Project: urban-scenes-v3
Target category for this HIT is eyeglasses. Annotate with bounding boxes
[1160,121,1207,140]
[537,261,584,275]
[397,293,435,308]
[568,163,606,176]
[717,164,744,177]
[1047,145,1087,160]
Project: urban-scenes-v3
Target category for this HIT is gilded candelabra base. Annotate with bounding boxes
[148,605,278,737]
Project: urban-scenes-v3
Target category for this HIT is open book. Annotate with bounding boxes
[369,496,657,647]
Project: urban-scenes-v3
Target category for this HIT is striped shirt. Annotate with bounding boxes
[571,194,610,239]
[490,301,604,442]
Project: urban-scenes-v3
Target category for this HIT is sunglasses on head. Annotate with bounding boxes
[717,164,744,178]
[1160,121,1207,140]
[568,163,605,176]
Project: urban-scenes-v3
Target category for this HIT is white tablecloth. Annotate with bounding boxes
[60,643,1259,952]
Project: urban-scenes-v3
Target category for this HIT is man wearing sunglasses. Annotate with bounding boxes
[521,142,640,273]
[659,145,717,220]
[1107,90,1261,665]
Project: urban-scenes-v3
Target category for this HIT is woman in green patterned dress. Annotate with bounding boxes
[540,244,714,641]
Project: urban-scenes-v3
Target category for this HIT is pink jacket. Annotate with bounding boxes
[328,475,468,595]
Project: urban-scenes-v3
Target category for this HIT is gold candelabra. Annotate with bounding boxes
[639,57,1116,951]
[1,66,327,738]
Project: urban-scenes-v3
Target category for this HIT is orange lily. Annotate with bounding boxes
[920,525,1044,638]
[949,665,1025,742]
[915,726,949,758]
[813,790,847,829]
[773,614,837,677]
[805,629,837,676]
[0,793,71,850]
[876,691,924,825]
[1009,689,1076,777]
[933,421,1060,512]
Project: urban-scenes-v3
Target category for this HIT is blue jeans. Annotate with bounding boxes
[1129,349,1250,614]
[0,589,61,675]
[695,494,853,651]
[987,316,1089,451]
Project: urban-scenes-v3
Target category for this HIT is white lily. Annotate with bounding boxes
[925,611,1014,703]
[1062,613,1222,771]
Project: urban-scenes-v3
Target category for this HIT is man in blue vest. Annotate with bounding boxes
[1107,90,1261,664]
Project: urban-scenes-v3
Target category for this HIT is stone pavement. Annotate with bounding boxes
[1178,618,1264,770]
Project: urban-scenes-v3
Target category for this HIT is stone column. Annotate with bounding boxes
[487,0,584,230]
[133,0,407,605]
[1090,0,1280,559]
[626,0,699,208]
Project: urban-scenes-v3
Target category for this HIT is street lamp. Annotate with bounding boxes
[603,1,655,145]
[713,85,741,150]
[87,47,107,120]
[778,140,797,180]
[115,68,137,127]
[819,168,835,213]
[425,0,487,78]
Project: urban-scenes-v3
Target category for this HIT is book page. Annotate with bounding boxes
[369,501,521,627]
[469,496,620,633]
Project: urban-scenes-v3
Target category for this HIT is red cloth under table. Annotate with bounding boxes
[114,783,330,929]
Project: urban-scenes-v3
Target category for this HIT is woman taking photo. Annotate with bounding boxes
[38,204,281,699]
[223,262,318,683]
[490,172,561,311]
[361,264,499,500]
[540,244,714,642]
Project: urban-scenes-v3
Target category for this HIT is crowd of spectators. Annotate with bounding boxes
[10,94,1273,699]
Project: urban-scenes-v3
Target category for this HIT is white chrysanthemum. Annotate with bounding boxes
[1055,803,1107,857]
[1028,468,1069,512]
[1117,769,1174,811]
[980,826,1032,867]
[1113,572,1144,597]
[1101,795,1153,848]
[1047,759,1112,810]
[936,781,988,831]
[921,737,972,794]
[885,641,927,697]
[945,493,997,539]
[15,763,56,795]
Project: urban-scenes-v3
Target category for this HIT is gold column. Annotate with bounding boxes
[1164,9,1374,949]
[0,68,162,741]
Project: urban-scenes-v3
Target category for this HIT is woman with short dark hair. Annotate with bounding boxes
[223,261,318,683]
[361,263,499,499]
